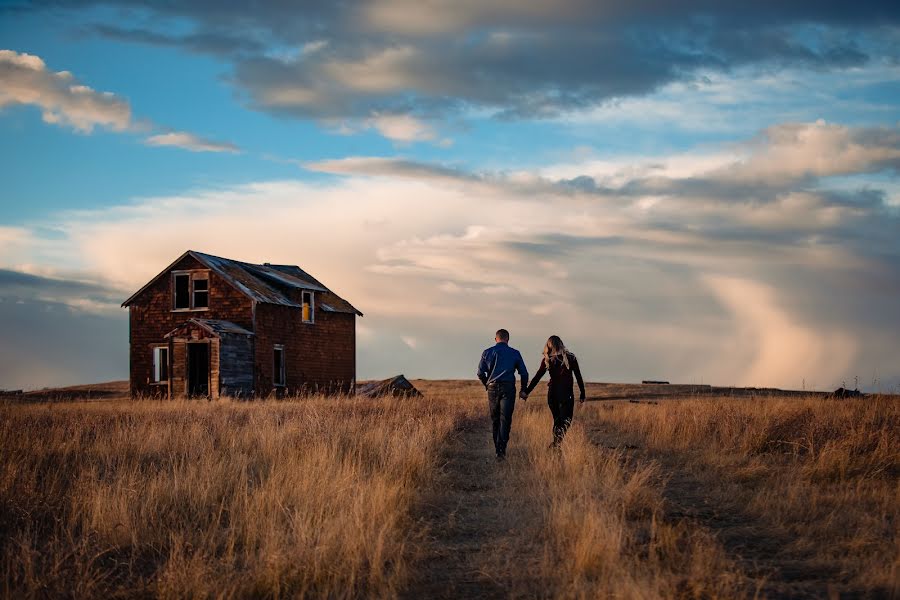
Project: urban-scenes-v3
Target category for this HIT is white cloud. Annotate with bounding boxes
[0,48,242,154]
[367,112,436,142]
[0,49,132,132]
[720,120,900,184]
[144,131,241,153]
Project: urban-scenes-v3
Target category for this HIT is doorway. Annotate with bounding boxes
[187,342,210,397]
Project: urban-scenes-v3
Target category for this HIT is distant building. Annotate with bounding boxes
[122,250,362,398]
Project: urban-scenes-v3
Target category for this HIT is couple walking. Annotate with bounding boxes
[477,329,586,460]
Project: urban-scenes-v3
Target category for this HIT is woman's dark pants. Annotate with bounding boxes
[548,388,575,446]
[487,382,516,456]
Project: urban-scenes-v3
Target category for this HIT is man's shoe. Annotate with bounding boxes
[495,452,506,462]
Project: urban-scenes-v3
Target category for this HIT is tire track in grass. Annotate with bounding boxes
[402,410,544,599]
[586,414,853,599]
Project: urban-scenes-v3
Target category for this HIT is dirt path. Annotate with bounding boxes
[587,420,850,599]
[402,412,544,599]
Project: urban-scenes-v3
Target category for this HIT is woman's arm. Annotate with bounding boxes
[571,354,586,401]
[525,358,547,395]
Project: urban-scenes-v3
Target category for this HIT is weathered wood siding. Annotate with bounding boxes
[128,254,252,397]
[254,302,356,395]
[219,333,254,397]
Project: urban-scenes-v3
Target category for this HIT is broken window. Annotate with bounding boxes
[173,271,209,310]
[193,275,209,308]
[273,345,285,386]
[302,291,314,323]
[153,346,169,383]
[173,273,190,309]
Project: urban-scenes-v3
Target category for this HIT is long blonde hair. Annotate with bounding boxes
[543,335,571,369]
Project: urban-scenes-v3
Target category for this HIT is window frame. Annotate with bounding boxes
[171,270,210,312]
[152,345,169,384]
[192,273,209,309]
[301,290,315,324]
[273,344,286,387]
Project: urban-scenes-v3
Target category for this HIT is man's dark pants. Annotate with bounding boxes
[487,381,516,456]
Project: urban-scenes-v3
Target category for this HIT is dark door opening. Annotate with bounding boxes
[187,343,210,397]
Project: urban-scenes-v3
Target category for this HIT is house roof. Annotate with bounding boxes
[122,250,363,316]
[164,318,254,339]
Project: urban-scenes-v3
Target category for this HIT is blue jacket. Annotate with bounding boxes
[477,342,529,388]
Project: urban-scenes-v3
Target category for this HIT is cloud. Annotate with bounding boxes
[4,119,899,389]
[305,156,476,182]
[716,121,900,185]
[704,275,857,386]
[144,131,241,153]
[89,23,265,57]
[0,268,124,315]
[0,48,242,154]
[367,113,435,142]
[0,49,132,132]
[23,1,897,129]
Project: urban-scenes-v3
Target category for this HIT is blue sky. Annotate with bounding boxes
[1,1,899,391]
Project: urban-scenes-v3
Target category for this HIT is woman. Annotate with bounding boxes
[524,336,586,448]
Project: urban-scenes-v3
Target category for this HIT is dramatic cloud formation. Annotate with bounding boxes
[2,3,898,390]
[705,275,857,387]
[17,0,898,137]
[144,131,240,153]
[0,49,132,132]
[2,121,897,390]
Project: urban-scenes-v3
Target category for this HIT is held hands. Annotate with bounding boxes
[519,390,529,401]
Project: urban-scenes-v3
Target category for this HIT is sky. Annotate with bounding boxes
[1,1,898,392]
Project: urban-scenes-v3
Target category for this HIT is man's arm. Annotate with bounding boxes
[572,354,586,401]
[476,350,490,388]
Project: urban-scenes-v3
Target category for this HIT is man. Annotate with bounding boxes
[477,329,529,461]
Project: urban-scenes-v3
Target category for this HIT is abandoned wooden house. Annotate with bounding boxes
[122,250,362,398]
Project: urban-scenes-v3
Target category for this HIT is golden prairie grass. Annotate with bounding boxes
[508,401,747,599]
[583,395,900,596]
[2,386,896,599]
[0,396,460,599]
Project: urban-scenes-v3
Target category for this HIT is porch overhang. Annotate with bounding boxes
[164,318,254,339]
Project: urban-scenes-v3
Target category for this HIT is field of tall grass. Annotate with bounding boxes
[509,403,748,598]
[1,385,896,599]
[582,395,900,597]
[0,397,460,598]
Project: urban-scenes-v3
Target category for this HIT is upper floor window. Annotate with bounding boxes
[173,271,209,311]
[193,276,209,308]
[302,291,314,323]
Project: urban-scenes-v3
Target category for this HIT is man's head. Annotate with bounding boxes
[495,329,510,343]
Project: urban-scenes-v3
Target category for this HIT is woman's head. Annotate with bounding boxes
[543,335,570,368]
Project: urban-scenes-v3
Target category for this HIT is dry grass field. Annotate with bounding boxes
[1,381,897,599]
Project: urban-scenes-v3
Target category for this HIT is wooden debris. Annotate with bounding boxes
[357,375,422,399]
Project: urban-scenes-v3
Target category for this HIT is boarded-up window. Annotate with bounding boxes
[173,274,190,309]
[193,275,209,308]
[273,345,285,386]
[153,346,169,382]
[302,291,314,323]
